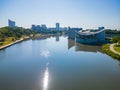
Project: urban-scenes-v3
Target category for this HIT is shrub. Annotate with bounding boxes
[0,42,3,45]
[118,40,120,45]
[111,36,120,43]
[0,38,5,42]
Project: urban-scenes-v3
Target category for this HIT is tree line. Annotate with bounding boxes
[0,27,33,42]
[105,29,120,34]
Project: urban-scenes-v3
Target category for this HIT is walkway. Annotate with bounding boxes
[110,43,120,55]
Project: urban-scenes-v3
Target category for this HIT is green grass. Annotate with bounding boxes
[102,44,120,60]
[0,35,30,47]
[114,45,120,53]
[0,37,17,47]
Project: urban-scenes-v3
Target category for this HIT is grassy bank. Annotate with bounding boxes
[114,44,120,53]
[102,44,120,60]
[0,27,34,49]
[0,36,31,47]
[0,36,32,50]
[0,37,15,47]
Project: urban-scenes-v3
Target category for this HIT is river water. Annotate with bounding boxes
[0,36,120,90]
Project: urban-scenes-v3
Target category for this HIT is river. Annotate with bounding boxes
[0,36,120,90]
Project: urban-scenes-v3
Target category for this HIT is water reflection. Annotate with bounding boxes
[68,39,102,53]
[119,63,120,67]
[40,50,50,58]
[43,63,49,90]
[55,35,60,42]
[0,36,120,90]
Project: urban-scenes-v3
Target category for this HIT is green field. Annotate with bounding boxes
[102,44,120,60]
[114,45,120,53]
[0,37,15,47]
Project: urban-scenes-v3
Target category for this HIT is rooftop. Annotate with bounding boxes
[77,29,104,36]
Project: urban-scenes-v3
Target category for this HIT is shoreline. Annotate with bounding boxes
[0,36,31,50]
[0,34,59,50]
[110,43,120,55]
[102,44,120,60]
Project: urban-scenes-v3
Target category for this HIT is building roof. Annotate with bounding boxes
[77,29,104,36]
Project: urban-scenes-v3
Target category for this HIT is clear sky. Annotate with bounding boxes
[0,0,120,29]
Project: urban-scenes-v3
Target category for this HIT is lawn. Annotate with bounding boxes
[114,45,120,53]
[0,37,16,47]
[102,44,120,60]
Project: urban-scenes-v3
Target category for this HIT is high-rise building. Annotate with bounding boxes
[41,24,47,30]
[31,25,36,30]
[36,25,41,31]
[98,27,105,30]
[56,23,60,30]
[8,19,15,27]
[31,24,48,32]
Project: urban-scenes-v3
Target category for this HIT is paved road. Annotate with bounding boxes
[110,43,120,55]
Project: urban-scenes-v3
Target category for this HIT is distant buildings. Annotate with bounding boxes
[31,25,40,32]
[48,27,68,31]
[8,19,16,27]
[59,27,68,31]
[41,24,47,30]
[31,23,68,32]
[68,27,82,39]
[31,25,36,30]
[48,27,56,31]
[56,23,60,30]
[36,25,41,31]
[31,24,47,32]
[98,27,105,30]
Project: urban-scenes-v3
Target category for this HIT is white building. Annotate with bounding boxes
[76,27,105,44]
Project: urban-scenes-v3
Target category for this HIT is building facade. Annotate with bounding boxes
[31,24,47,32]
[41,24,47,30]
[56,23,60,30]
[76,27,105,44]
[8,19,15,27]
[68,27,82,39]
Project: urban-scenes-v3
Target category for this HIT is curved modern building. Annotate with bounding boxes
[76,27,105,44]
[68,27,82,39]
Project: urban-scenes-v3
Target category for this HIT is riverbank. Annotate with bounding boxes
[32,34,51,40]
[110,44,120,55]
[0,34,52,50]
[32,33,64,40]
[114,44,120,53]
[102,44,120,60]
[0,33,62,50]
[0,36,32,50]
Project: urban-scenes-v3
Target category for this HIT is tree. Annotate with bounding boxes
[0,26,33,42]
[111,36,120,43]
[105,29,120,34]
[117,40,120,46]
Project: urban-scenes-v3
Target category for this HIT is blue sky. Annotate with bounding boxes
[0,0,120,29]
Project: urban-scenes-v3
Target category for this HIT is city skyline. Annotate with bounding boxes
[0,0,120,29]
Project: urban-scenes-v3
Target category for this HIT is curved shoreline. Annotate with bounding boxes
[0,36,31,50]
[102,44,120,60]
[0,34,55,50]
[110,43,120,55]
